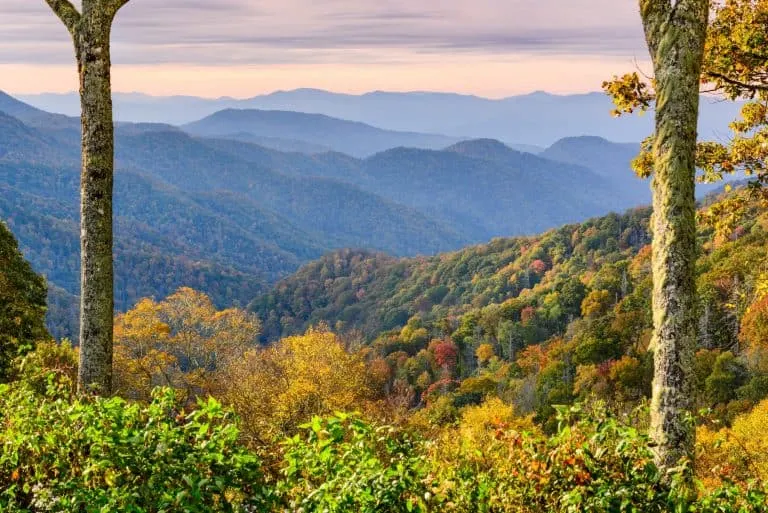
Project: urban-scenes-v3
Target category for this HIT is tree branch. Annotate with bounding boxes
[43,0,81,34]
[103,0,130,17]
[704,70,768,93]
[733,48,768,62]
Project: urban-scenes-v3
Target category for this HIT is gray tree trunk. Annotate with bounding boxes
[44,0,129,394]
[639,0,708,476]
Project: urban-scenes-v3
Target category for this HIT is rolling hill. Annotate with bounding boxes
[182,108,461,158]
[0,101,468,337]
[541,135,735,204]
[357,143,629,239]
[251,207,655,341]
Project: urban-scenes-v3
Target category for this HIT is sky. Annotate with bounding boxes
[0,0,650,98]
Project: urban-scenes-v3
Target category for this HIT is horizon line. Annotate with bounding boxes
[10,87,607,102]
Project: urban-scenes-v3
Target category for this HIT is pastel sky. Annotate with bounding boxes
[0,0,650,98]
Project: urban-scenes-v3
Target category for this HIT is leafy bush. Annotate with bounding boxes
[218,328,372,444]
[2,380,767,512]
[697,398,768,487]
[430,404,673,512]
[280,413,430,513]
[692,483,768,513]
[0,382,269,512]
[429,402,768,512]
[15,340,78,395]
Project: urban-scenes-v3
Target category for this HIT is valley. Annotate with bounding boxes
[0,89,671,340]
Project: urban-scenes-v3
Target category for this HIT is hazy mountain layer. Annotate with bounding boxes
[19,89,742,147]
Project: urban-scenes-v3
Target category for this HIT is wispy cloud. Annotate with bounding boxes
[0,0,645,66]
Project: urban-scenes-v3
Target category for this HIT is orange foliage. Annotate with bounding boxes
[520,306,536,325]
[517,345,548,374]
[529,259,548,275]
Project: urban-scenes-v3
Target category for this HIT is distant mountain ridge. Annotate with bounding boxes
[18,88,743,147]
[183,108,461,158]
[542,136,649,203]
[0,90,78,130]
[355,143,629,239]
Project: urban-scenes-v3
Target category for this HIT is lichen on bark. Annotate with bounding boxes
[639,0,709,477]
[44,0,130,394]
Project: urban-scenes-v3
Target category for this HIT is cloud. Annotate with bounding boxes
[0,0,646,66]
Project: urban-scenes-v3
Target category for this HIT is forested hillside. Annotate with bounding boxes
[0,93,666,339]
[37,187,763,511]
[254,189,768,434]
[0,221,48,380]
[253,206,654,341]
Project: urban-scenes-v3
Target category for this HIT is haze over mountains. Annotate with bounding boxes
[19,88,741,147]
[0,87,729,339]
[183,109,461,158]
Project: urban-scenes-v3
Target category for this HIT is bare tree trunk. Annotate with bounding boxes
[44,0,129,394]
[639,0,708,477]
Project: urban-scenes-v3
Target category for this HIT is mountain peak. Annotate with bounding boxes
[545,135,639,154]
[550,135,612,146]
[0,90,79,130]
[183,108,459,158]
[444,138,517,159]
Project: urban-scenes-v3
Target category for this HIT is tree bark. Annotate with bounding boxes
[45,0,129,394]
[639,0,709,476]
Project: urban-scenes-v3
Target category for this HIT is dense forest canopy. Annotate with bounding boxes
[251,190,768,433]
[0,221,49,381]
[253,207,654,342]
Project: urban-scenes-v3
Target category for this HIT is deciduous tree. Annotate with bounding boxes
[605,1,768,234]
[637,0,709,477]
[113,288,259,403]
[217,327,371,443]
[43,0,131,394]
[0,222,49,381]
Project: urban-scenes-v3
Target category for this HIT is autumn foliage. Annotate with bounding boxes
[741,294,768,359]
[217,326,372,443]
[113,287,260,402]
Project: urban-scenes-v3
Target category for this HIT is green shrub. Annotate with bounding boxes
[0,382,269,512]
[692,483,767,512]
[15,340,78,395]
[280,413,430,513]
[2,372,766,513]
[430,403,768,513]
[432,404,672,512]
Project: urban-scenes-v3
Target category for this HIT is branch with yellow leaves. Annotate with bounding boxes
[704,71,768,95]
